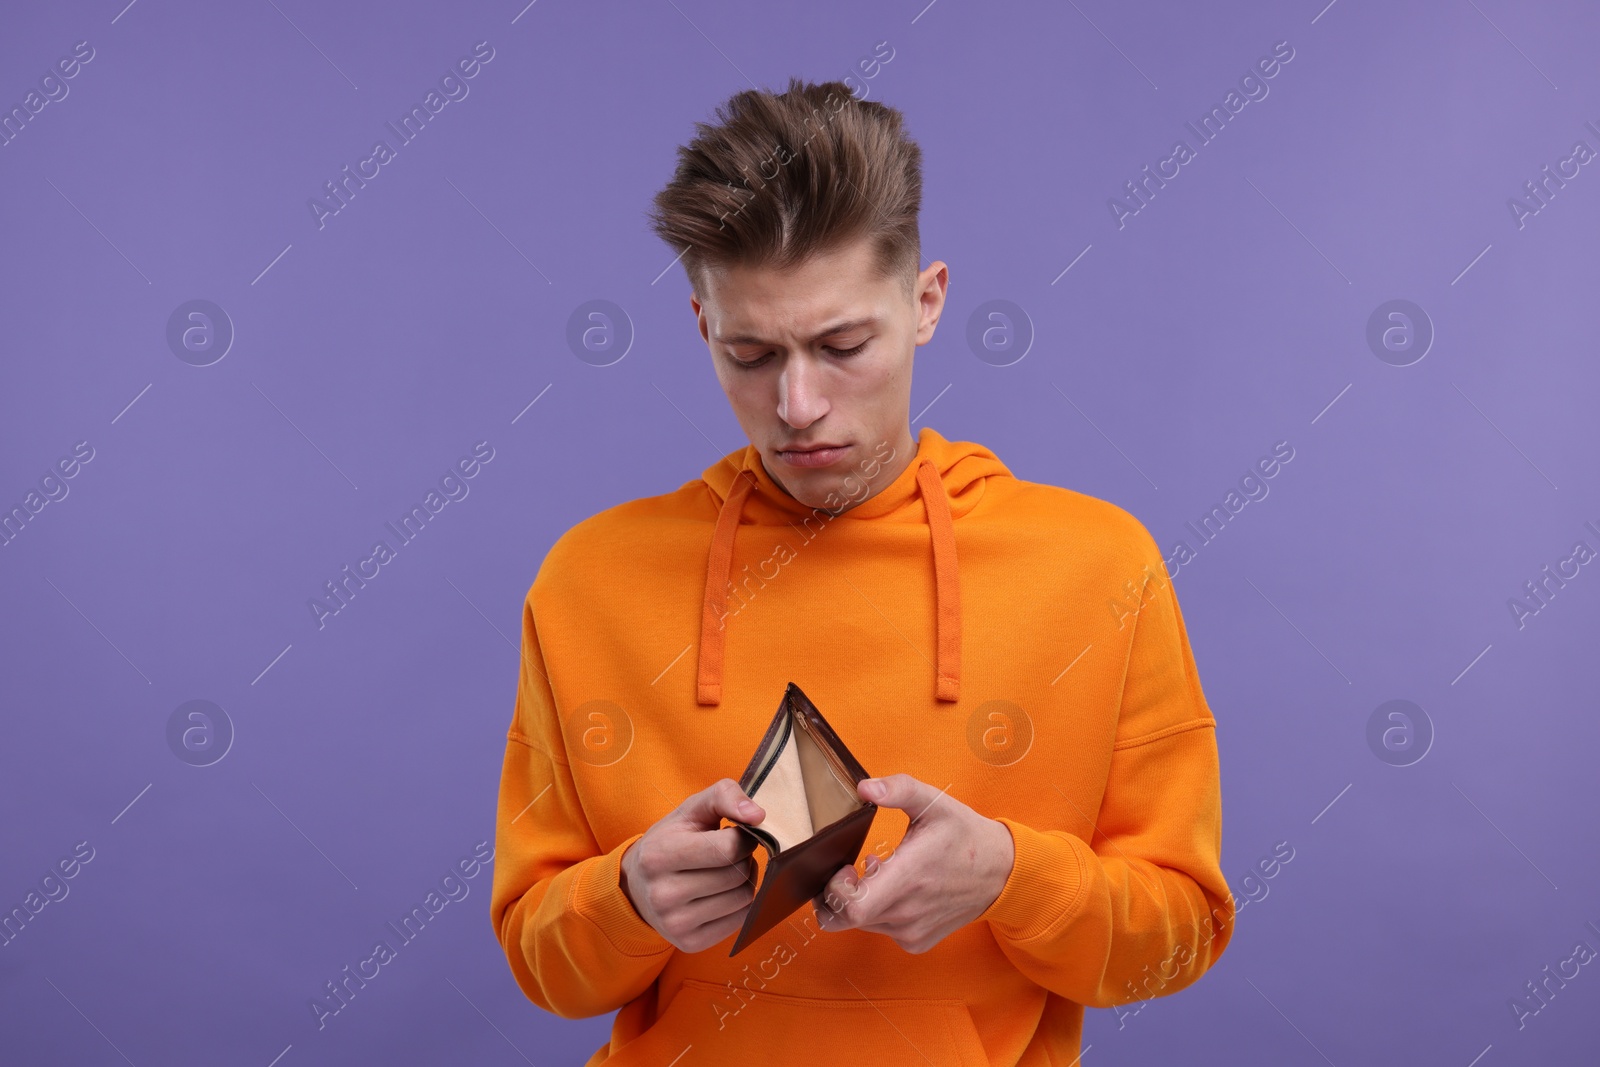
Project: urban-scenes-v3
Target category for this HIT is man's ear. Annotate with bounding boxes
[690,293,710,345]
[914,261,948,346]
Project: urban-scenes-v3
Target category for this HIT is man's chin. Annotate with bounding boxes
[759,456,843,511]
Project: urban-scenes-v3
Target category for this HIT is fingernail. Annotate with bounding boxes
[738,800,759,817]
[861,779,884,801]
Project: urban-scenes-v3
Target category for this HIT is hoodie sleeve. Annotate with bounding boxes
[489,583,675,1018]
[977,530,1234,1009]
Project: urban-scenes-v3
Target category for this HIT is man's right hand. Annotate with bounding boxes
[618,778,765,953]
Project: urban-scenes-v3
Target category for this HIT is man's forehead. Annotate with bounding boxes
[700,249,896,344]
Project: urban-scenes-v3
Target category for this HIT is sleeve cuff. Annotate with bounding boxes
[979,817,1090,942]
[571,831,675,958]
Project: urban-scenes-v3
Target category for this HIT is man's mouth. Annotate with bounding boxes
[776,443,851,468]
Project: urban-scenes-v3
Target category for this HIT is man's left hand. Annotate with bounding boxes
[812,773,1015,953]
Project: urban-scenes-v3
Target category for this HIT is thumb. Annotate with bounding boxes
[858,773,945,822]
[677,777,764,831]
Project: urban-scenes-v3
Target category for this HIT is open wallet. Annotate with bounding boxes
[725,682,878,956]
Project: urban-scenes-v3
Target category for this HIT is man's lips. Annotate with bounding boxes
[776,443,851,468]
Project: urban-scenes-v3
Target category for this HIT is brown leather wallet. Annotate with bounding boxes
[726,682,877,956]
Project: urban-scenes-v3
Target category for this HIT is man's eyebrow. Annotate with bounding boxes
[714,317,878,347]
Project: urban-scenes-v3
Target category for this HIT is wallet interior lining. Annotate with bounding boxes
[747,712,862,854]
[748,724,813,853]
[794,720,863,829]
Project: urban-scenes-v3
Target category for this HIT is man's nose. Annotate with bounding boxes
[776,354,828,427]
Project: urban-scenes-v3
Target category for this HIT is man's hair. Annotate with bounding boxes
[647,77,923,299]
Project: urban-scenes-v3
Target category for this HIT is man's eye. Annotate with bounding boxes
[731,341,867,369]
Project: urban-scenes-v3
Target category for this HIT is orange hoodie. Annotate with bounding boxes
[491,427,1234,1066]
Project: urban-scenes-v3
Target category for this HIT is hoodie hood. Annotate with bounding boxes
[696,427,1011,706]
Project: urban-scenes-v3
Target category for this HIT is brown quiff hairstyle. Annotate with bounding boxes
[647,77,923,299]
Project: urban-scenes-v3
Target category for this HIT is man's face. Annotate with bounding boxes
[691,236,948,512]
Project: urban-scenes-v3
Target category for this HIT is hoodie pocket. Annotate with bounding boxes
[602,977,990,1066]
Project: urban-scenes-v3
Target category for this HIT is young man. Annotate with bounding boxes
[490,78,1235,1065]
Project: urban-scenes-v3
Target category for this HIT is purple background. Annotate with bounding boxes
[3,1,1597,1063]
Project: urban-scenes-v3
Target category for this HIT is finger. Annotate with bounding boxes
[819,851,908,927]
[825,863,862,900]
[673,825,759,872]
[814,866,865,921]
[846,919,911,941]
[680,879,756,929]
[817,897,908,937]
[858,773,947,823]
[813,888,871,933]
[682,854,758,901]
[685,898,752,948]
[676,778,765,832]
[812,900,848,932]
[811,887,848,928]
